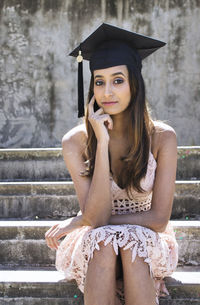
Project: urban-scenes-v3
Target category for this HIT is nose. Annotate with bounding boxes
[104,82,113,98]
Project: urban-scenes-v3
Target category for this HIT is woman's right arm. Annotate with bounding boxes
[63,97,113,228]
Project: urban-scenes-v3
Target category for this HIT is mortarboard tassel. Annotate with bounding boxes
[77,50,84,118]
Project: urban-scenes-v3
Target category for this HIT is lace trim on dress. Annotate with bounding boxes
[83,224,157,262]
[82,224,177,278]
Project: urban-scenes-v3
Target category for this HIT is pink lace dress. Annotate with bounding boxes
[56,151,178,304]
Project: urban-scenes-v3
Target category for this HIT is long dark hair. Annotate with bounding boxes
[82,65,154,197]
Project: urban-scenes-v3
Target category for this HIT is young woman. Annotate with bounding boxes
[45,23,178,305]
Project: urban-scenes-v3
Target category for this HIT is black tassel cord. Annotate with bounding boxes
[78,60,84,118]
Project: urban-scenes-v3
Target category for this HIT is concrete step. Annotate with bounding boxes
[0,181,199,220]
[174,181,200,220]
[0,270,82,300]
[1,298,200,304]
[0,221,199,267]
[0,269,200,304]
[0,181,78,220]
[0,148,69,182]
[178,147,200,180]
[0,298,83,305]
[0,147,200,182]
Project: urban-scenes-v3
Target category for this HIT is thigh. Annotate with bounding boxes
[119,247,156,304]
[120,247,151,277]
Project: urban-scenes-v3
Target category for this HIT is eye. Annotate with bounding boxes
[114,78,124,84]
[95,80,104,86]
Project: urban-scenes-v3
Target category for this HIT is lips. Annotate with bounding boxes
[102,101,118,105]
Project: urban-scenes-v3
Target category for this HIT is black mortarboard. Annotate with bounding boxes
[69,23,166,117]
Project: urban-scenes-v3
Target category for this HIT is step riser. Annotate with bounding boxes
[1,269,199,303]
[0,241,55,266]
[0,159,68,182]
[0,282,81,298]
[172,196,200,219]
[161,300,200,305]
[177,149,200,180]
[0,196,79,219]
[178,240,200,265]
[0,181,199,219]
[0,282,199,299]
[161,299,200,305]
[0,238,199,267]
[1,222,199,240]
[0,298,83,305]
[0,182,199,196]
[0,165,199,181]
[167,285,200,298]
[1,148,200,181]
[0,195,199,220]
[0,183,76,196]
[2,297,199,304]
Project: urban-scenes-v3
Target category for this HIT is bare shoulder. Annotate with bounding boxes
[151,121,177,157]
[62,123,87,152]
[153,120,176,139]
[153,120,176,134]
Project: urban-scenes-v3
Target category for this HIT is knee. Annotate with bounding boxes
[92,241,117,268]
[97,241,116,254]
[120,247,145,266]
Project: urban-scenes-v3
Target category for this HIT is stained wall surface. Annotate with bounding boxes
[0,0,200,147]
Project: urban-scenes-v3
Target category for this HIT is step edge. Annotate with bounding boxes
[0,270,199,284]
[0,220,199,227]
[0,180,200,186]
[0,146,199,152]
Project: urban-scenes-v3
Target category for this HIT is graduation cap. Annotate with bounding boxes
[69,23,166,117]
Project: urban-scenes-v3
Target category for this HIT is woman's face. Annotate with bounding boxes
[93,65,131,115]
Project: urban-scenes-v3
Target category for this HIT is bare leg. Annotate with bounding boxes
[120,248,156,305]
[84,241,117,305]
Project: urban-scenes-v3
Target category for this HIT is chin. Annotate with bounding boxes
[104,107,127,116]
[103,109,120,115]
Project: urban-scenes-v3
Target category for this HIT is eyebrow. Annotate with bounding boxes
[94,72,126,79]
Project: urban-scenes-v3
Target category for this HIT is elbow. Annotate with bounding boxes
[153,223,167,233]
[81,201,111,228]
[82,213,109,229]
[80,214,94,227]
[152,216,169,233]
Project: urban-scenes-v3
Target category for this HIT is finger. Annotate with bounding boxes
[88,96,95,115]
[107,117,113,130]
[45,225,59,249]
[48,240,58,250]
[48,227,64,249]
[45,224,59,238]
[103,114,113,130]
[46,235,59,250]
[50,237,59,249]
[99,114,113,129]
[51,227,63,240]
[94,107,104,115]
[45,236,55,249]
[46,239,56,249]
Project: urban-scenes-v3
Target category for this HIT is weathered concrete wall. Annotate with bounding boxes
[0,0,199,147]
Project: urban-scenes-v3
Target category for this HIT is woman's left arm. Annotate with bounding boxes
[109,128,177,233]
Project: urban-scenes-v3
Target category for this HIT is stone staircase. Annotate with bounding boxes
[0,147,200,305]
